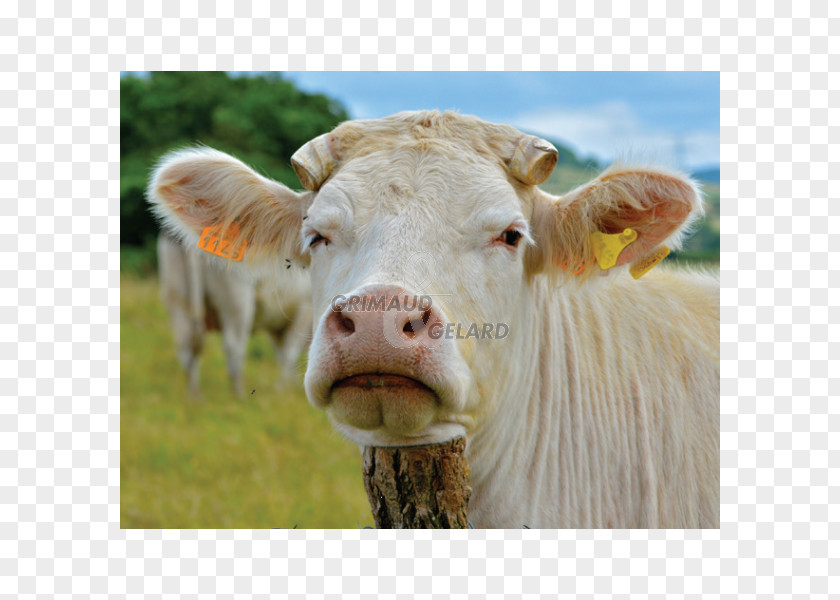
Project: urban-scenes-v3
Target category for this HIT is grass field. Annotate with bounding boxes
[120,274,373,528]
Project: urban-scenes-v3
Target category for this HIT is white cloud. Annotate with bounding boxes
[510,102,719,171]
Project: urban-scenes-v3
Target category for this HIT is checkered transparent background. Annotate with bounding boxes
[1,0,837,597]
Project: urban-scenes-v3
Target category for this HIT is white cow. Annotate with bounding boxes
[148,111,719,528]
[157,232,311,397]
[253,272,313,383]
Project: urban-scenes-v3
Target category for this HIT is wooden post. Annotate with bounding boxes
[362,437,471,528]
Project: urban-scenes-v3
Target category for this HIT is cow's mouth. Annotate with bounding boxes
[327,373,440,435]
[332,373,433,392]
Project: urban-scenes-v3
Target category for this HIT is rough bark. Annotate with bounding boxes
[362,437,471,528]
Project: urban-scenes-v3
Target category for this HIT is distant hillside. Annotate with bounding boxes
[692,167,720,183]
[550,140,601,172]
[536,136,602,195]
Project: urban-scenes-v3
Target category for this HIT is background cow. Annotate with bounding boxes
[148,110,719,528]
[254,272,314,383]
[157,232,311,397]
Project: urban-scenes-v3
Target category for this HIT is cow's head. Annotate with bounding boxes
[149,111,702,447]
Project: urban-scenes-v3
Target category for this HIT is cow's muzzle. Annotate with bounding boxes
[314,286,448,436]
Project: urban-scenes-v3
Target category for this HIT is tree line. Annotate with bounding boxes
[120,71,350,247]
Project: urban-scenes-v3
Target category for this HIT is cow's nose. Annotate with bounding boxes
[325,288,440,342]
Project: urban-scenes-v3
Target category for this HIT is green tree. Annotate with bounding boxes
[120,72,349,247]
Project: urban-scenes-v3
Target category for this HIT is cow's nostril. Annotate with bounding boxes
[403,318,422,337]
[337,313,355,335]
[402,309,433,338]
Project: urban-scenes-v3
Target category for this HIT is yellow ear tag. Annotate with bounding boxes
[198,223,247,262]
[630,246,670,279]
[589,228,638,270]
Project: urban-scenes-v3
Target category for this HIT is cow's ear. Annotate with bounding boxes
[526,165,703,279]
[147,147,310,268]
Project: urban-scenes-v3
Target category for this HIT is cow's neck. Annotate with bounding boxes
[466,275,644,528]
[463,275,551,527]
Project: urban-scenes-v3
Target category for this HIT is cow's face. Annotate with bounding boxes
[300,142,538,446]
[149,111,702,448]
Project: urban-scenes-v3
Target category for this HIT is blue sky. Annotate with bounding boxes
[124,71,720,170]
[281,72,720,171]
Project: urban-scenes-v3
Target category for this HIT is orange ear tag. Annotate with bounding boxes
[559,257,590,274]
[589,228,638,270]
[630,246,670,279]
[198,223,247,262]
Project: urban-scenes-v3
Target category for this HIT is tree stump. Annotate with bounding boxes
[362,437,471,528]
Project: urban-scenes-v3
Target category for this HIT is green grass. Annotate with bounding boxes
[120,274,373,528]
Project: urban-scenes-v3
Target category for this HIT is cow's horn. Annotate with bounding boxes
[291,134,338,191]
[509,136,559,185]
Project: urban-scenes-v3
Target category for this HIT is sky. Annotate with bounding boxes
[123,71,720,171]
[280,71,720,171]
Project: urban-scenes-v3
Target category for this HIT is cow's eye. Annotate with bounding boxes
[495,228,523,248]
[504,230,522,246]
[308,232,329,249]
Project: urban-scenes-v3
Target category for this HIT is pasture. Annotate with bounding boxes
[120,274,373,528]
